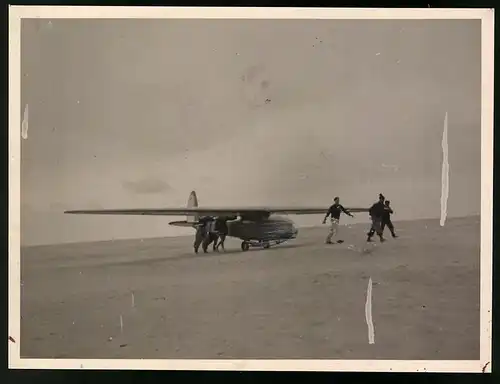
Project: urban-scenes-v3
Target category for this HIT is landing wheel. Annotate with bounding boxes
[263,243,270,249]
[241,241,250,252]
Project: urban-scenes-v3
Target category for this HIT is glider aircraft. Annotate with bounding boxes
[65,191,370,252]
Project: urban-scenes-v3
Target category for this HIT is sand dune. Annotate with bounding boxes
[20,215,480,359]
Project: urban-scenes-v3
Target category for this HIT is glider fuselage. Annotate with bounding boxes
[65,190,370,252]
[225,215,298,242]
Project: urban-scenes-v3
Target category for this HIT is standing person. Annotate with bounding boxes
[366,194,386,242]
[214,216,229,251]
[381,200,398,238]
[322,196,354,244]
[194,216,212,253]
[202,217,218,253]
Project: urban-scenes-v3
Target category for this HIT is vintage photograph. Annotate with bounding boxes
[11,8,493,371]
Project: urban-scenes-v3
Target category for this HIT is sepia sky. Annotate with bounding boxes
[20,18,481,246]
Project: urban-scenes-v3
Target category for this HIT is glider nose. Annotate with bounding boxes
[292,225,298,238]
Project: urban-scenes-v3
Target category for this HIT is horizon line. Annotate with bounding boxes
[20,214,480,249]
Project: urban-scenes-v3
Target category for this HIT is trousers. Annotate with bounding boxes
[367,217,383,238]
[381,219,395,236]
[193,227,205,252]
[202,232,219,252]
[215,233,227,250]
[326,218,340,243]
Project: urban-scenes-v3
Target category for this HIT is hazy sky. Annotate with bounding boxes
[20,18,481,246]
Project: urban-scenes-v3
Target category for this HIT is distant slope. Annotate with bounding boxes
[21,214,480,253]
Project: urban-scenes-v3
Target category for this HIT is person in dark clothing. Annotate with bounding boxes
[214,216,229,251]
[201,217,219,253]
[367,194,386,242]
[322,196,354,244]
[381,200,398,238]
[194,216,212,253]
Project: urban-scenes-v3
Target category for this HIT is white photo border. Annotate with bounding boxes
[8,6,495,373]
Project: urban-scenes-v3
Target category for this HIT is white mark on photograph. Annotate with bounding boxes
[21,104,28,139]
[131,292,135,308]
[120,315,123,333]
[440,112,449,226]
[365,277,375,344]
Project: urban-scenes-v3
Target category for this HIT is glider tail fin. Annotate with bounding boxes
[168,190,199,228]
[186,190,199,224]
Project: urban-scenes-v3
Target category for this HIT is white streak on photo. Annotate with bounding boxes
[365,277,375,344]
[131,293,135,308]
[120,315,123,333]
[21,104,28,139]
[440,112,449,226]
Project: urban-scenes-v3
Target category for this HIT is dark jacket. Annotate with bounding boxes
[382,206,393,222]
[369,202,385,219]
[326,203,350,220]
[197,216,214,232]
[214,218,228,234]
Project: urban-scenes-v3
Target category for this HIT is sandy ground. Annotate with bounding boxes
[20,216,480,359]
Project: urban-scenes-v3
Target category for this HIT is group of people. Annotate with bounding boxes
[194,193,398,252]
[193,215,232,254]
[323,193,397,244]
